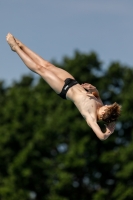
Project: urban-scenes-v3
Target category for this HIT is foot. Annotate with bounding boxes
[14,37,23,48]
[6,33,18,51]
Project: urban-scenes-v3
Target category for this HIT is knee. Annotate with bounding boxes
[35,61,53,74]
[35,64,46,75]
[44,61,53,69]
[36,64,50,76]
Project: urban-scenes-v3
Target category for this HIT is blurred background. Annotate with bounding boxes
[0,1,133,200]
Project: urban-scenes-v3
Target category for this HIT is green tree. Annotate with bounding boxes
[0,51,133,200]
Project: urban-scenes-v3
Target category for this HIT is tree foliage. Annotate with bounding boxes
[0,51,133,200]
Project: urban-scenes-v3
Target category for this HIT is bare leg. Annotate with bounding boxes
[14,38,50,68]
[6,33,72,94]
[14,37,75,81]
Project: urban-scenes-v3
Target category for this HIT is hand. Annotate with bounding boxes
[81,83,96,90]
[105,122,116,135]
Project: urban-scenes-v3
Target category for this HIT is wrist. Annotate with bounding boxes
[105,130,111,136]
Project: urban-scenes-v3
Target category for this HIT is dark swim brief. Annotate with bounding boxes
[58,78,78,99]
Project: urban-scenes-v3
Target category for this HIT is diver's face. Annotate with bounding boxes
[98,105,108,120]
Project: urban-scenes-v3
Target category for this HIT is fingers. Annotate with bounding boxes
[108,123,115,133]
[105,122,116,134]
[86,93,91,96]
[81,83,96,89]
[109,122,115,129]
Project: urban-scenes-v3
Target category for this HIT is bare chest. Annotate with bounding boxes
[75,95,97,117]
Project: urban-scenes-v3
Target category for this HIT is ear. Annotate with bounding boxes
[101,111,105,115]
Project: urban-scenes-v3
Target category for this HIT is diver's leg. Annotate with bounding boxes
[6,33,65,93]
[15,37,50,70]
[14,37,75,81]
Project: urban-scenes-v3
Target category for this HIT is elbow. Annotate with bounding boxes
[101,136,109,141]
[98,135,107,141]
[99,138,105,141]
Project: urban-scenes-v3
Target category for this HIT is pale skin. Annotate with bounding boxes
[6,33,115,140]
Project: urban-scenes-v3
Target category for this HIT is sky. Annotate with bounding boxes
[0,0,133,86]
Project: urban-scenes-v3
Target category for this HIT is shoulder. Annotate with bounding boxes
[84,112,97,126]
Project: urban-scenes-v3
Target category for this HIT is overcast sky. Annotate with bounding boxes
[0,0,133,86]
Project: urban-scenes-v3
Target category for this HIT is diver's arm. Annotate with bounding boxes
[86,118,113,140]
[81,83,103,104]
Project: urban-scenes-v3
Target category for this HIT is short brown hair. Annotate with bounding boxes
[102,102,121,123]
